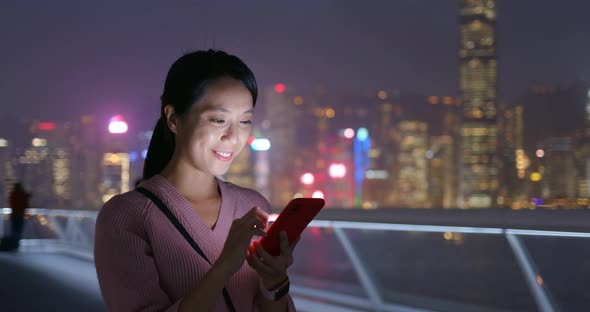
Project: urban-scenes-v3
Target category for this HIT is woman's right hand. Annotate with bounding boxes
[217,207,268,275]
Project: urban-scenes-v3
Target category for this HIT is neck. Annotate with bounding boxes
[160,157,219,202]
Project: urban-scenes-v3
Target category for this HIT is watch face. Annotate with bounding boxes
[274,281,290,301]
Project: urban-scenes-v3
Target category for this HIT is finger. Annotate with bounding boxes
[252,242,284,275]
[255,207,269,224]
[247,207,269,225]
[251,226,266,237]
[245,210,266,229]
[279,231,294,267]
[246,246,257,267]
[290,235,302,251]
[249,244,275,275]
[279,231,293,257]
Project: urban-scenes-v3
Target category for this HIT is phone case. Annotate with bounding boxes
[260,198,325,256]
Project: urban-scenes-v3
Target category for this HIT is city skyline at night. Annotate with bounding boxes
[1,1,590,209]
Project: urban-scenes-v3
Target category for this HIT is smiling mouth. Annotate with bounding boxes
[213,150,233,160]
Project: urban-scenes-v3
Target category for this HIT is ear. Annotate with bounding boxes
[163,104,179,134]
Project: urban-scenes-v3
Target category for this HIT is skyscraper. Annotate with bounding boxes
[429,135,455,208]
[459,0,498,208]
[263,84,298,207]
[498,105,526,207]
[395,121,429,208]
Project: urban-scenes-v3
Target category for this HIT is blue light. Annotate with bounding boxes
[357,127,368,141]
[141,149,148,159]
[251,138,271,151]
[129,151,139,162]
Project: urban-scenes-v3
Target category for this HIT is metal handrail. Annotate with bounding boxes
[3,208,588,311]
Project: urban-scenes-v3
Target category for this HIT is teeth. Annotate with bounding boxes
[216,151,231,157]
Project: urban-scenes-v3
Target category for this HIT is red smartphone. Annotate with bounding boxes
[260,198,325,256]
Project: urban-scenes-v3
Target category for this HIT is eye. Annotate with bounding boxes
[240,120,252,125]
[209,118,225,124]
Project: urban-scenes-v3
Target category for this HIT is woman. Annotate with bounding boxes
[95,50,296,311]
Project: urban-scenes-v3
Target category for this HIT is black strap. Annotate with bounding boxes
[136,187,237,312]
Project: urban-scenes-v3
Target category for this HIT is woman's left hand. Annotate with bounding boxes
[247,231,299,290]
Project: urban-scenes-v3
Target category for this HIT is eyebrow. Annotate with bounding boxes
[205,107,254,114]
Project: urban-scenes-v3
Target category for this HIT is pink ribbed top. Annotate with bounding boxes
[94,175,295,311]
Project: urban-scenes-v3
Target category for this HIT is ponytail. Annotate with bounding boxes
[142,116,175,179]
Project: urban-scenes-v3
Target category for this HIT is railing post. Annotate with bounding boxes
[504,231,557,312]
[333,225,384,311]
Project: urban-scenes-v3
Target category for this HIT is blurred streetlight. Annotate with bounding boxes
[108,115,128,134]
[312,190,325,199]
[328,163,347,178]
[300,173,315,185]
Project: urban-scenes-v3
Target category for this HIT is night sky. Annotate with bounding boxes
[2,0,590,130]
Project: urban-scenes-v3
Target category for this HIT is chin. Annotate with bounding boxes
[210,166,231,177]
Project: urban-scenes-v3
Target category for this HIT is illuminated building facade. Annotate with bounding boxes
[101,152,130,203]
[396,121,429,208]
[459,0,498,208]
[497,105,526,207]
[15,121,73,207]
[101,116,131,203]
[581,88,590,204]
[429,135,455,208]
[539,138,576,204]
[0,136,15,205]
[325,131,355,208]
[263,84,299,207]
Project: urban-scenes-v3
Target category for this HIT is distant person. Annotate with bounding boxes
[7,182,30,249]
[94,50,296,311]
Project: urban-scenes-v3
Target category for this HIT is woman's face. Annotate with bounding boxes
[173,77,254,177]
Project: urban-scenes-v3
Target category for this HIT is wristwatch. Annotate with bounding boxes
[260,278,290,301]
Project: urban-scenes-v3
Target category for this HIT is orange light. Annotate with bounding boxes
[325,108,336,118]
[293,96,304,105]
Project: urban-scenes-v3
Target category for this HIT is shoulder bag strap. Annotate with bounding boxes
[136,187,237,312]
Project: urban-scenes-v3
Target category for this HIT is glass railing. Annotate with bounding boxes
[1,208,96,259]
[2,208,589,312]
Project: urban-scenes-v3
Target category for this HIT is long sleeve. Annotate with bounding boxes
[94,195,182,312]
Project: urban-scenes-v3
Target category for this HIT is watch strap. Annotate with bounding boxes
[260,278,290,301]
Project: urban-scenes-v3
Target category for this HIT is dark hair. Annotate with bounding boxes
[142,50,258,180]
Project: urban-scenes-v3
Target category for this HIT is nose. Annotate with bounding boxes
[221,123,238,145]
